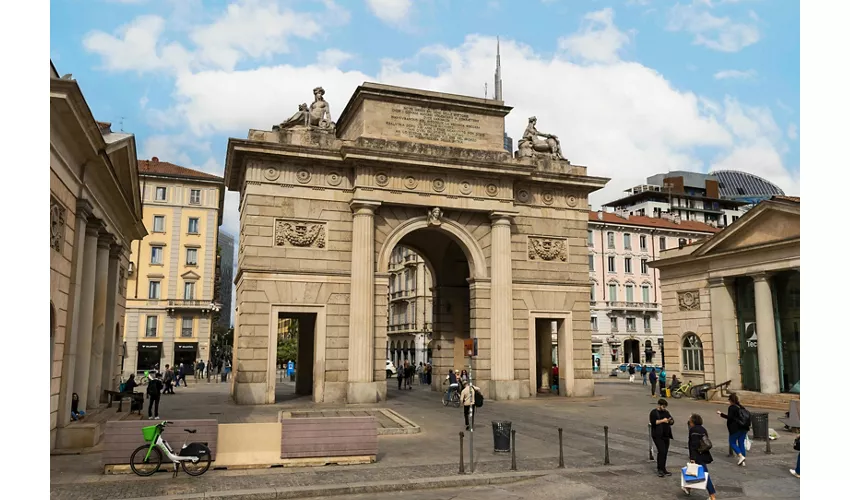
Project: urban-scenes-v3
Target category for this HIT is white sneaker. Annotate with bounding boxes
[148,416,154,420]
[681,487,691,496]
[737,454,746,466]
[789,469,799,478]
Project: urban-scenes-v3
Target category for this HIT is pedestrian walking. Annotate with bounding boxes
[628,363,636,383]
[649,398,675,477]
[397,361,404,389]
[460,380,480,431]
[659,367,667,396]
[790,435,799,478]
[417,362,424,385]
[163,364,175,394]
[649,367,658,397]
[425,363,432,385]
[684,413,716,499]
[404,361,414,389]
[641,364,648,385]
[717,393,750,467]
[459,369,469,385]
[146,372,164,420]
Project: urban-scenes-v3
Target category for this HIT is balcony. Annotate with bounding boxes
[166,299,216,314]
[404,254,418,267]
[389,290,415,302]
[606,301,660,312]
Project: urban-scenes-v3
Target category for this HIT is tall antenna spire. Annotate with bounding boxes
[494,36,503,101]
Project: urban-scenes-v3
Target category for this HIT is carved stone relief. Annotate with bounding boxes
[432,178,446,192]
[527,236,569,262]
[296,169,312,184]
[516,189,531,204]
[375,171,390,187]
[677,290,701,311]
[485,183,499,197]
[274,219,326,249]
[542,191,555,205]
[459,180,473,195]
[404,176,418,190]
[566,195,578,208]
[50,197,66,253]
[263,166,280,181]
[326,171,343,186]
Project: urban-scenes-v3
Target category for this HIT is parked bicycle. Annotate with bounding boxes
[671,380,695,399]
[130,421,212,477]
[442,383,460,407]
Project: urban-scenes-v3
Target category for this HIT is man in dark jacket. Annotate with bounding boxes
[649,398,674,477]
[628,363,636,383]
[717,393,749,466]
[641,364,648,385]
[146,372,164,420]
[649,368,658,397]
[686,413,716,499]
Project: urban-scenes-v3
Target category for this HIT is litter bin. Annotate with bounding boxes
[492,421,512,453]
[751,412,769,440]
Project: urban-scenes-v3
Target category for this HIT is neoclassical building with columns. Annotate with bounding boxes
[51,61,147,449]
[649,196,800,398]
[225,83,608,404]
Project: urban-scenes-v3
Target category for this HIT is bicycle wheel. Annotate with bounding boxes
[130,444,163,476]
[671,390,683,399]
[442,391,450,407]
[451,392,460,408]
[181,446,212,476]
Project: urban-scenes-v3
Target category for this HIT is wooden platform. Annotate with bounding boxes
[54,406,144,451]
[281,416,377,459]
[280,408,420,435]
[101,419,218,468]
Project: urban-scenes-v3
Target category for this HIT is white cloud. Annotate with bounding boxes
[83,15,192,73]
[139,94,149,109]
[667,2,760,52]
[558,8,631,64]
[190,0,323,71]
[713,69,756,80]
[365,0,412,26]
[787,123,798,141]
[317,48,354,67]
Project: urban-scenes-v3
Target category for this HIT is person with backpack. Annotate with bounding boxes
[659,368,667,396]
[460,380,481,431]
[649,368,658,397]
[717,392,750,466]
[146,372,164,420]
[649,398,675,477]
[163,364,175,394]
[641,364,648,385]
[684,413,716,499]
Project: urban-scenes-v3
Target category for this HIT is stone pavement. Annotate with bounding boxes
[50,379,801,499]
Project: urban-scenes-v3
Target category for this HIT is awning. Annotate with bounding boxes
[591,336,604,345]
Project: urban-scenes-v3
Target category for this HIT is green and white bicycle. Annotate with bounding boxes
[130,421,212,477]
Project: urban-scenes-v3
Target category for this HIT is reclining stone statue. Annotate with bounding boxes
[516,116,566,161]
[275,86,335,131]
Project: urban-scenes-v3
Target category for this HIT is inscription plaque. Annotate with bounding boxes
[384,105,487,145]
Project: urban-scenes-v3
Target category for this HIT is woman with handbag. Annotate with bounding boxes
[685,413,716,499]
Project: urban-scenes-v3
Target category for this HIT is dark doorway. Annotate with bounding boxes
[174,342,198,374]
[533,318,560,395]
[137,342,162,373]
[623,339,641,364]
[734,277,759,391]
[275,312,316,402]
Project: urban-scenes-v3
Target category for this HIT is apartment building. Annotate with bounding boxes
[123,158,225,375]
[386,246,433,367]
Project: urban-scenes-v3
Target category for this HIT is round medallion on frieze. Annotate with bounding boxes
[485,183,499,197]
[404,176,418,190]
[542,191,554,205]
[567,195,578,208]
[432,178,446,192]
[516,189,531,203]
[296,169,312,184]
[263,166,280,181]
[327,171,343,186]
[459,181,473,195]
[375,171,390,187]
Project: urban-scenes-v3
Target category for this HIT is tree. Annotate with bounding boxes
[277,319,299,367]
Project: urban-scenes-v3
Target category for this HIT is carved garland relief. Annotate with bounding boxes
[677,290,701,311]
[274,219,326,249]
[50,198,66,253]
[527,236,569,262]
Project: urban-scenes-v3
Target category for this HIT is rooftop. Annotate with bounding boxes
[772,195,799,203]
[588,211,722,233]
[138,157,224,182]
[602,188,747,208]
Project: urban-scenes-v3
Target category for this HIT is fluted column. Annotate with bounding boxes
[490,212,515,383]
[708,277,740,389]
[59,201,92,425]
[100,244,122,400]
[348,201,380,385]
[73,220,102,412]
[752,272,780,394]
[87,232,112,408]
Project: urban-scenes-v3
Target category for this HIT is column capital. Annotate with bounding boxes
[85,219,104,237]
[76,199,94,221]
[707,276,732,287]
[349,199,381,215]
[489,211,517,225]
[750,271,772,282]
[109,242,124,258]
[97,231,115,249]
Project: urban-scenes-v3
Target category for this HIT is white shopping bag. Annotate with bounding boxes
[681,471,710,490]
[745,435,752,451]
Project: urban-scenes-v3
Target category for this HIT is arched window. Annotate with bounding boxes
[681,333,704,372]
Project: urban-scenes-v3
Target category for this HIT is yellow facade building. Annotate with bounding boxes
[123,158,224,376]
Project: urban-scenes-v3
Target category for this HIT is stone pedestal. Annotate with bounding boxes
[753,273,780,394]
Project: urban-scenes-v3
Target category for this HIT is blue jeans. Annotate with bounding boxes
[642,374,647,385]
[729,430,747,456]
[702,464,716,495]
[795,454,800,474]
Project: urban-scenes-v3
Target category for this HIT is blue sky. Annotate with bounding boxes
[51,0,800,242]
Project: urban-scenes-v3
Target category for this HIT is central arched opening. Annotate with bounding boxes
[385,226,471,395]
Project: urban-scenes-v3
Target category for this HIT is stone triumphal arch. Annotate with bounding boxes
[224,83,608,404]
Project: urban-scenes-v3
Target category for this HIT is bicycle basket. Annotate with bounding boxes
[141,425,159,442]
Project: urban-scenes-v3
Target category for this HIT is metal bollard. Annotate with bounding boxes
[648,423,654,461]
[604,426,610,465]
[511,429,517,471]
[765,436,772,455]
[458,432,465,474]
[558,428,565,469]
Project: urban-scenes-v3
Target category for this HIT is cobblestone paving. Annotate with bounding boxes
[50,379,800,499]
